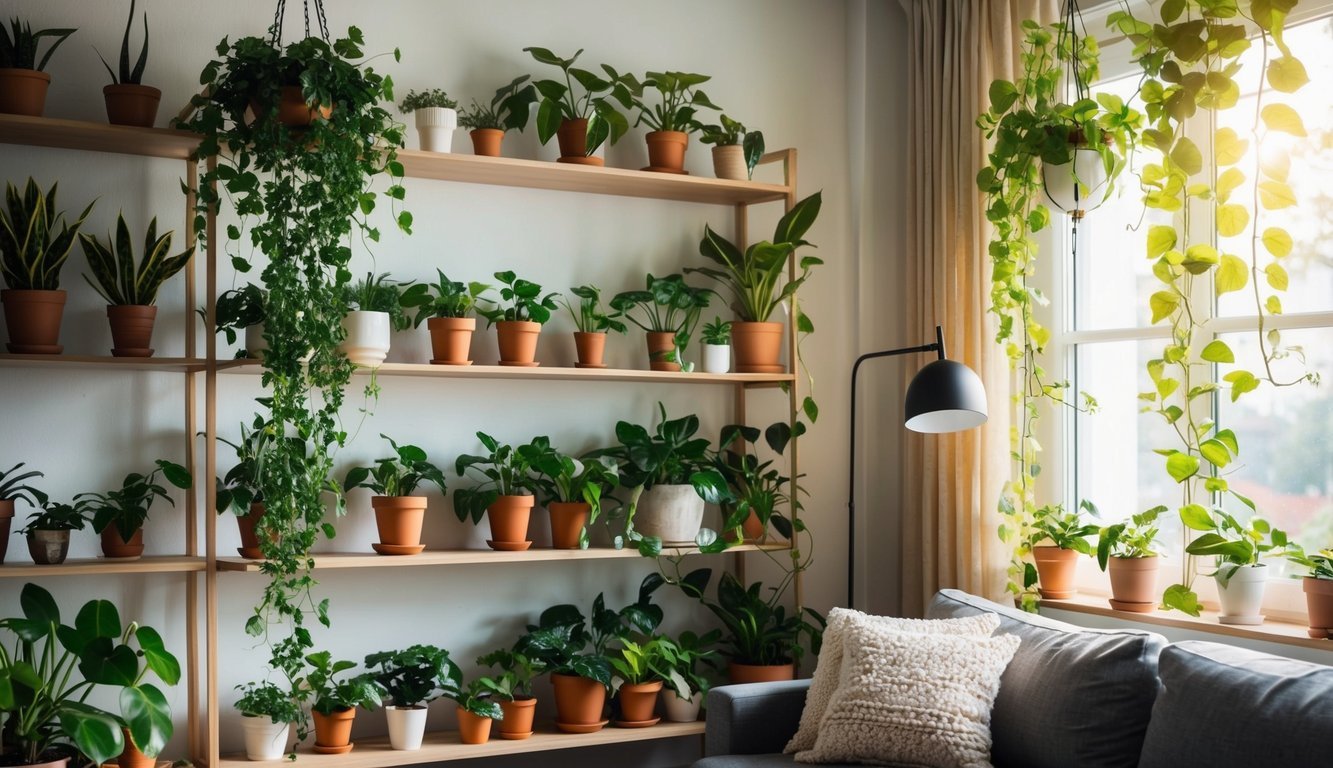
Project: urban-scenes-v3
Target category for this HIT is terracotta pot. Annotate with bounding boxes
[1033,545,1080,599]
[20,759,68,768]
[646,331,679,372]
[1216,564,1268,626]
[724,510,765,544]
[0,499,13,565]
[415,107,457,152]
[101,526,145,559]
[312,707,355,753]
[0,68,51,116]
[551,673,606,731]
[371,495,428,549]
[427,316,476,365]
[455,706,493,745]
[385,705,427,751]
[117,727,154,768]
[635,484,704,544]
[1107,555,1158,612]
[276,85,332,126]
[235,502,267,559]
[471,128,504,157]
[730,321,784,373]
[1302,577,1333,639]
[486,494,534,548]
[645,130,688,172]
[555,118,603,166]
[616,680,662,723]
[547,501,590,550]
[728,661,795,684]
[497,696,536,740]
[712,144,747,180]
[27,529,70,564]
[103,84,161,127]
[3,289,67,354]
[107,305,158,357]
[241,715,291,761]
[573,331,607,368]
[496,320,541,365]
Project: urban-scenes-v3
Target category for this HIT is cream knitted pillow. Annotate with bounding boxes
[795,622,1021,768]
[784,607,1001,753]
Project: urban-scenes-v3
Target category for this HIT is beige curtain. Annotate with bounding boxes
[900,0,1057,616]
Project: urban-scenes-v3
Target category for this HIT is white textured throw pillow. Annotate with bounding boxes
[795,622,1020,768]
[784,608,1001,753]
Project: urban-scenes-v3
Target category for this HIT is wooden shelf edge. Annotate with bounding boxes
[0,113,199,159]
[214,360,794,385]
[0,556,208,577]
[0,354,209,372]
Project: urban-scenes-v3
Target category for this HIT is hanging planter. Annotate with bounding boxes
[1041,134,1113,220]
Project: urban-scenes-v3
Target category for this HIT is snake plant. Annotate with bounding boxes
[0,178,92,291]
[80,213,192,305]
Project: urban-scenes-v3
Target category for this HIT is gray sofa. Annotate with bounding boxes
[694,589,1333,768]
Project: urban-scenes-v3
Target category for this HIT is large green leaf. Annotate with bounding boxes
[772,192,822,245]
[135,625,181,685]
[121,683,173,757]
[59,701,125,766]
[76,599,123,640]
[20,582,60,626]
[79,637,139,686]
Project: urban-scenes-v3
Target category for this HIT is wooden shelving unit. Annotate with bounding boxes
[217,359,794,386]
[0,354,210,372]
[0,556,208,577]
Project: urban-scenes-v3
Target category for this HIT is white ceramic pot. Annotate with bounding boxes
[244,323,267,359]
[340,310,391,367]
[386,704,428,750]
[661,688,702,722]
[711,145,747,180]
[416,107,457,153]
[241,715,290,761]
[635,484,705,544]
[1042,147,1110,216]
[702,343,731,374]
[1216,563,1268,625]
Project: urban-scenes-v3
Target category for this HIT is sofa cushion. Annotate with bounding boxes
[927,589,1166,768]
[1137,640,1333,767]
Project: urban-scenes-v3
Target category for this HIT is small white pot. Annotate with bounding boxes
[244,323,267,359]
[340,310,391,367]
[1216,563,1268,625]
[416,107,457,153]
[702,343,731,374]
[241,715,291,761]
[635,484,706,544]
[386,705,428,750]
[661,688,702,722]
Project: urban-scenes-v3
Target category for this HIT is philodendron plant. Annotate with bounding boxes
[78,459,192,543]
[1179,506,1296,585]
[343,434,448,499]
[699,115,765,178]
[561,284,626,335]
[452,432,542,525]
[715,421,804,542]
[477,270,559,326]
[1096,506,1165,570]
[523,46,630,155]
[527,440,620,549]
[0,461,48,508]
[476,648,545,702]
[672,568,823,669]
[456,75,537,133]
[1029,500,1099,552]
[363,644,460,708]
[400,270,490,324]
[614,70,718,134]
[610,273,714,366]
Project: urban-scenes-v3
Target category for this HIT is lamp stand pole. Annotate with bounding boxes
[846,326,946,609]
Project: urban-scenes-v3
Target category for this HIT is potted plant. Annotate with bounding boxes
[400,270,490,365]
[560,284,626,369]
[477,270,559,366]
[615,70,718,173]
[0,18,74,116]
[364,644,460,750]
[1182,506,1295,626]
[344,433,448,555]
[80,213,192,357]
[610,273,713,372]
[0,462,47,564]
[608,637,683,727]
[657,629,720,722]
[456,75,537,157]
[18,501,86,564]
[235,682,300,761]
[528,440,619,549]
[216,415,293,559]
[210,283,266,356]
[450,678,504,745]
[523,46,630,165]
[454,431,544,550]
[686,191,822,373]
[0,178,93,354]
[1096,506,1165,613]
[341,272,412,367]
[1288,548,1333,639]
[297,651,382,754]
[1026,501,1099,600]
[399,88,458,152]
[476,648,545,740]
[95,1,158,126]
[699,115,764,181]
[716,422,801,544]
[77,459,191,559]
[699,316,731,374]
[0,583,181,768]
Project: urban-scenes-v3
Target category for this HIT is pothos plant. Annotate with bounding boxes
[178,24,410,681]
[1107,0,1318,615]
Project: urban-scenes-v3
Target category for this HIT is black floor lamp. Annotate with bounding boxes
[847,325,988,609]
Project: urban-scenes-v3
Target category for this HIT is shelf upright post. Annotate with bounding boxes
[183,157,201,761]
[732,201,750,586]
[778,149,803,613]
[203,156,221,768]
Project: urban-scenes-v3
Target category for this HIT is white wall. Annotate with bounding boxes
[0,1,881,764]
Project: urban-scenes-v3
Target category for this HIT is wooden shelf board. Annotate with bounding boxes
[0,113,199,160]
[216,543,788,572]
[216,359,793,385]
[215,721,704,768]
[0,556,207,577]
[0,354,207,372]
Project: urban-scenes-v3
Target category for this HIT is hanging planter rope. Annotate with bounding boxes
[1040,0,1113,220]
[270,0,331,44]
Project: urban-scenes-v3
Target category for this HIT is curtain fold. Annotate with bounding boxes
[900,0,1057,616]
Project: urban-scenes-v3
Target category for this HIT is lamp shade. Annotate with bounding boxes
[904,358,988,433]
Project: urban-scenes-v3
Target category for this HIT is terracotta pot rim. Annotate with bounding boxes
[103,83,161,95]
[0,67,52,81]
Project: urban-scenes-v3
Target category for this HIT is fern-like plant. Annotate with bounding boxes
[79,213,191,305]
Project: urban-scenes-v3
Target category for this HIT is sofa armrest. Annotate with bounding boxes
[703,679,811,756]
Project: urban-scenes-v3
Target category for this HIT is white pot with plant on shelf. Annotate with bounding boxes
[235,682,297,761]
[1215,563,1268,625]
[399,88,459,153]
[699,316,731,374]
[340,273,411,367]
[1184,509,1293,626]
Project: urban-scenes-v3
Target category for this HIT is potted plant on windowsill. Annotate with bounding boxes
[457,75,537,157]
[528,441,619,549]
[523,46,630,165]
[560,284,626,369]
[80,214,192,357]
[477,270,559,367]
[399,88,458,152]
[297,651,382,754]
[18,501,86,564]
[364,644,460,750]
[454,432,543,551]
[400,270,490,365]
[0,18,74,116]
[343,433,448,555]
[476,648,545,740]
[449,679,504,745]
[1096,506,1165,613]
[78,459,191,559]
[698,316,731,374]
[0,462,47,564]
[610,273,713,372]
[0,178,93,354]
[1026,500,1099,600]
[658,629,720,722]
[235,682,300,761]
[615,70,718,174]
[716,422,802,545]
[1181,505,1295,626]
[608,637,684,727]
[699,115,764,181]
[340,272,413,368]
[686,191,822,373]
[1288,548,1333,639]
[96,1,159,127]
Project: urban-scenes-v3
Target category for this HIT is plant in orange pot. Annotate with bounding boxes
[297,651,382,754]
[478,270,559,366]
[456,75,537,157]
[529,441,619,549]
[454,432,544,551]
[364,644,460,751]
[610,274,713,372]
[715,421,801,545]
[608,637,685,728]
[95,1,160,127]
[1095,506,1164,613]
[216,415,296,559]
[1026,501,1100,600]
[0,19,75,116]
[80,213,192,358]
[449,679,504,745]
[344,434,448,555]
[1288,549,1333,640]
[523,47,630,165]
[560,284,626,369]
[476,648,546,740]
[614,70,719,174]
[78,459,192,559]
[0,462,47,565]
[400,270,490,365]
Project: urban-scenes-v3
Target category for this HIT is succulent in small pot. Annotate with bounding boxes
[18,501,87,564]
[657,629,721,722]
[716,421,802,545]
[400,270,491,365]
[451,679,504,745]
[1181,505,1297,625]
[0,462,48,565]
[454,432,544,550]
[476,648,546,740]
[614,70,719,173]
[610,273,713,372]
[399,88,459,153]
[96,0,160,127]
[0,178,93,354]
[699,316,731,374]
[297,651,383,753]
[78,459,191,559]
[528,440,619,549]
[608,637,686,726]
[456,75,538,157]
[1288,548,1333,639]
[364,644,461,750]
[235,681,300,761]
[699,115,765,180]
[477,270,559,366]
[1096,506,1164,612]
[1026,500,1099,600]
[80,213,192,357]
[523,47,631,165]
[344,433,448,554]
[340,272,413,367]
[0,18,75,116]
[560,284,626,369]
